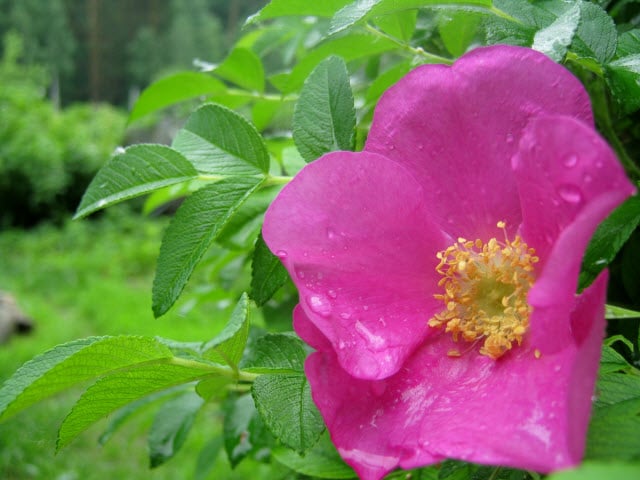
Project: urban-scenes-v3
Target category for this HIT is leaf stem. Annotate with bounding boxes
[263,174,293,187]
[363,23,453,65]
[169,356,259,383]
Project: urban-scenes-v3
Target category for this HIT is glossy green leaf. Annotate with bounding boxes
[152,177,264,317]
[532,3,580,62]
[243,333,307,374]
[330,0,493,35]
[587,397,640,460]
[201,293,251,367]
[547,462,640,480]
[273,431,356,479]
[276,32,398,93]
[129,72,226,122]
[148,391,204,468]
[172,103,270,175]
[579,196,640,291]
[75,144,198,219]
[250,234,290,307]
[247,0,351,23]
[252,373,324,454]
[606,304,640,320]
[616,29,640,58]
[293,56,355,162]
[214,48,265,93]
[0,336,170,421]
[222,394,274,468]
[57,358,216,451]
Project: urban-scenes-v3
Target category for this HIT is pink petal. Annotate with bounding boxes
[365,45,593,240]
[306,275,609,478]
[513,115,635,310]
[263,151,450,380]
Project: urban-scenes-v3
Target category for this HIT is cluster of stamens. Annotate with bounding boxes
[428,222,539,359]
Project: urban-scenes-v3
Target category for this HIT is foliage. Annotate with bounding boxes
[2,1,640,479]
[0,32,126,227]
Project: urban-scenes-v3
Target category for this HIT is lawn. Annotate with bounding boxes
[0,209,285,479]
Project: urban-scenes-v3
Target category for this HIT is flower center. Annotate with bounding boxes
[428,222,538,359]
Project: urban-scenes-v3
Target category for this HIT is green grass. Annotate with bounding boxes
[0,209,285,479]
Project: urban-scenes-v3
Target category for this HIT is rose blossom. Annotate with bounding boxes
[263,45,636,479]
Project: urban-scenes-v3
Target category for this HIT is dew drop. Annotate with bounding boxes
[328,289,337,299]
[417,143,424,151]
[339,311,351,320]
[583,173,593,184]
[296,269,306,280]
[275,250,288,259]
[307,294,331,317]
[562,153,578,168]
[557,184,583,204]
[505,133,514,145]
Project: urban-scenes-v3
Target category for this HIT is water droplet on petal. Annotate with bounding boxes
[562,153,578,168]
[327,289,337,299]
[296,269,305,280]
[307,294,331,317]
[326,228,336,240]
[583,173,593,184]
[275,250,288,259]
[506,133,514,145]
[557,184,583,204]
[339,311,351,320]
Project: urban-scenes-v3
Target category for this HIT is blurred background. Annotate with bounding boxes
[0,1,281,479]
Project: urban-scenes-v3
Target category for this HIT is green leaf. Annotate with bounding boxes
[599,344,632,375]
[252,373,325,454]
[373,9,417,41]
[247,0,351,23]
[273,431,356,479]
[172,103,270,175]
[438,11,482,57]
[214,48,265,93]
[606,304,640,320]
[201,293,251,367]
[570,1,617,64]
[293,56,355,162]
[330,0,493,35]
[99,387,185,445]
[532,3,580,62]
[579,196,640,290]
[74,144,198,219]
[129,72,226,123]
[0,336,171,421]
[606,54,640,114]
[194,437,224,480]
[243,333,307,374]
[222,394,274,468]
[57,358,216,451]
[152,178,264,317]
[148,391,205,468]
[275,32,398,93]
[365,60,412,105]
[250,233,290,306]
[546,462,640,480]
[587,398,640,460]
[616,29,640,58]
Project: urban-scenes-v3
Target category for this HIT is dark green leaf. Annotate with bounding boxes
[75,145,198,218]
[152,178,264,317]
[201,293,251,367]
[129,72,226,123]
[149,391,205,468]
[172,103,270,175]
[606,55,640,114]
[438,459,477,480]
[250,233,290,306]
[330,0,493,35]
[586,398,640,460]
[57,358,216,451]
[546,462,640,480]
[0,336,171,421]
[579,196,640,290]
[214,48,265,93]
[570,2,617,64]
[532,3,580,62]
[243,333,307,374]
[223,394,273,468]
[293,56,355,162]
[252,373,325,454]
[247,0,351,23]
[273,431,356,479]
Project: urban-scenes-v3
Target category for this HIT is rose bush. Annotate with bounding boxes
[263,45,636,479]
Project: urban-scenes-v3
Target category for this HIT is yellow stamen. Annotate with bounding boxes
[429,221,538,360]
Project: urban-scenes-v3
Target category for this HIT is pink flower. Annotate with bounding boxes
[263,45,635,479]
